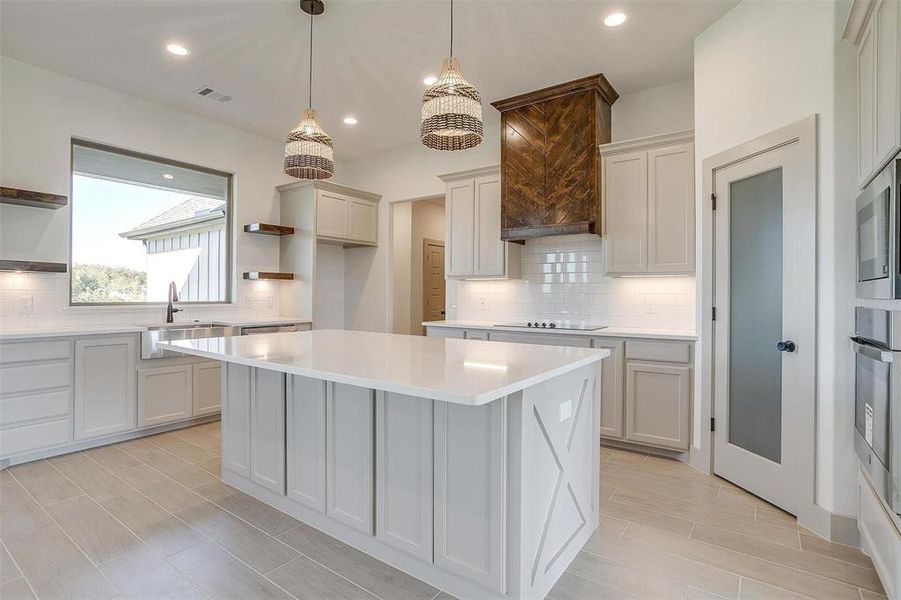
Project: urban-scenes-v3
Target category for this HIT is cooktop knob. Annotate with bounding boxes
[541,322,548,328]
[527,322,533,327]
[549,323,557,328]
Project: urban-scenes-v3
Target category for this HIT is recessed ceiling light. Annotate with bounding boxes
[166,43,189,56]
[423,76,438,86]
[604,12,626,27]
[162,173,174,180]
[343,116,358,125]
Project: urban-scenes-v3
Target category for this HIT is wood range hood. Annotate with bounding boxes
[491,74,618,241]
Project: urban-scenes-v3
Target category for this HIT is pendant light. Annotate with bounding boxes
[420,0,483,151]
[284,0,334,180]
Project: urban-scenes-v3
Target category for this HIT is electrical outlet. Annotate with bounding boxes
[479,297,487,310]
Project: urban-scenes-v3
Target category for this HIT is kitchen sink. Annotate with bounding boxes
[142,322,240,359]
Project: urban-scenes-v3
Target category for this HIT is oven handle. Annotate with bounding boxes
[851,337,895,363]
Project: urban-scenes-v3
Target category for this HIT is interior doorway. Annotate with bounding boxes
[423,239,446,324]
[706,116,817,523]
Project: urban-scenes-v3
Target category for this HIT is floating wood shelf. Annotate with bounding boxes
[244,223,295,236]
[0,187,68,210]
[0,260,68,273]
[243,271,294,281]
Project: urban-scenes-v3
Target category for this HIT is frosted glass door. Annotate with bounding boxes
[728,168,783,463]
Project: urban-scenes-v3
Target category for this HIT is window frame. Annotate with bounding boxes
[68,139,235,306]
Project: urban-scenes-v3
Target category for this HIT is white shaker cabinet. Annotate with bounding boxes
[250,369,286,494]
[74,335,136,440]
[287,375,327,513]
[315,185,380,247]
[601,131,695,276]
[327,382,374,534]
[137,364,193,428]
[222,363,252,477]
[192,362,221,416]
[594,339,624,440]
[441,166,521,279]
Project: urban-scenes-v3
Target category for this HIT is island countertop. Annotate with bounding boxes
[159,329,608,405]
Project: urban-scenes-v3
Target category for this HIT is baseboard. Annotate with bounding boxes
[601,438,689,463]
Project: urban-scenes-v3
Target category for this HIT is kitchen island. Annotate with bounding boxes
[160,329,608,600]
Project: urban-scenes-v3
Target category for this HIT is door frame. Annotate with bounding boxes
[695,115,825,532]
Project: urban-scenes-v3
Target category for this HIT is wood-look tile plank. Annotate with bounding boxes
[4,525,118,600]
[858,589,889,600]
[690,523,883,592]
[0,578,35,600]
[1,543,22,583]
[739,578,810,599]
[8,460,82,506]
[168,541,292,599]
[597,514,630,537]
[548,570,638,600]
[613,486,756,521]
[54,456,134,502]
[195,481,300,536]
[84,446,141,471]
[100,491,204,556]
[0,482,53,541]
[114,438,160,458]
[600,496,694,538]
[755,505,801,530]
[566,550,688,599]
[138,451,218,489]
[99,546,206,599]
[267,555,377,599]
[196,456,221,475]
[176,501,298,573]
[115,464,205,513]
[168,427,220,450]
[46,451,86,465]
[278,523,438,600]
[623,523,862,600]
[798,532,874,568]
[0,469,13,484]
[44,495,143,564]
[146,434,217,464]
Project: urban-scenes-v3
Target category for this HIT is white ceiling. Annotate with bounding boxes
[0,0,736,160]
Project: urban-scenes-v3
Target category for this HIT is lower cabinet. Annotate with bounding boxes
[137,364,193,428]
[488,331,591,347]
[326,382,374,534]
[250,369,286,494]
[287,375,327,512]
[222,363,252,477]
[193,362,222,416]
[594,340,624,439]
[624,361,691,450]
[74,336,136,440]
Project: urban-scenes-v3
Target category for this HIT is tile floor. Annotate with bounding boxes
[0,423,887,599]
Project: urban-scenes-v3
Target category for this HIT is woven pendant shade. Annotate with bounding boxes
[284,108,334,180]
[420,57,483,151]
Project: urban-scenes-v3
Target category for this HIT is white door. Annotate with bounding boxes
[712,119,816,518]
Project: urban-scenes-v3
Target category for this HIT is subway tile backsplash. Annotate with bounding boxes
[453,234,696,330]
[0,272,280,330]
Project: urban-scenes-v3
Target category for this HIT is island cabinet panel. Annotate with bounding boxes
[74,336,136,440]
[594,339,624,440]
[327,383,375,534]
[287,375,327,513]
[375,392,433,561]
[250,369,286,494]
[434,399,506,593]
[222,363,252,477]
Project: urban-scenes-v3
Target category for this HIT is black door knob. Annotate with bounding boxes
[776,340,796,353]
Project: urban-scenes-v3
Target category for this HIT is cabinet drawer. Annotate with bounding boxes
[489,331,592,348]
[625,340,691,363]
[0,417,70,458]
[0,389,70,426]
[465,329,490,341]
[0,340,71,364]
[0,361,71,395]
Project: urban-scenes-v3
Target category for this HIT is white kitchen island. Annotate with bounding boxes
[160,329,608,600]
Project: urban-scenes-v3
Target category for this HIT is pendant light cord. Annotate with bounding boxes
[449,0,454,58]
[309,10,314,108]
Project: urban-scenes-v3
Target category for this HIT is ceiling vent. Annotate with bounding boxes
[195,87,233,103]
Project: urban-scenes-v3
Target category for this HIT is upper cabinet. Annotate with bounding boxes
[316,185,379,246]
[848,0,901,187]
[491,74,618,241]
[440,166,521,279]
[600,131,695,276]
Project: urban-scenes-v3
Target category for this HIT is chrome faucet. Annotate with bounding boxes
[166,281,181,323]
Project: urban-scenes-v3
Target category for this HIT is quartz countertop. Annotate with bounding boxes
[422,320,697,341]
[0,317,312,341]
[159,329,609,406]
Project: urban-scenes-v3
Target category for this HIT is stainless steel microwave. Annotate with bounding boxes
[853,307,901,515]
[856,158,900,299]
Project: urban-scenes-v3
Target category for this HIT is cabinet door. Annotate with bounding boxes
[434,399,505,593]
[648,143,695,273]
[875,0,901,169]
[222,363,252,477]
[287,375,327,513]
[137,364,192,428]
[604,151,648,274]
[426,327,465,339]
[593,339,624,440]
[74,336,136,440]
[858,21,877,185]
[474,174,505,277]
[192,362,221,417]
[446,180,475,277]
[327,382,374,534]
[376,392,433,561]
[624,362,690,450]
[317,190,349,239]
[250,369,286,494]
[487,331,592,347]
[348,198,378,244]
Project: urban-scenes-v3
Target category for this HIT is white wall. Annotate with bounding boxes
[0,56,290,328]
[693,0,857,517]
[313,243,346,329]
[613,79,694,140]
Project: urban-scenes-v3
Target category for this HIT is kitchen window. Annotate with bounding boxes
[70,140,233,305]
